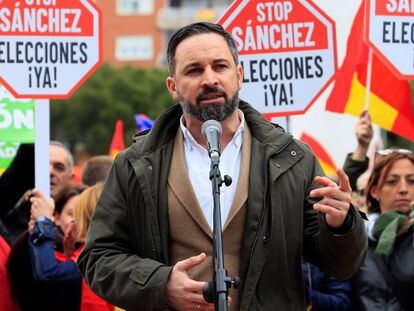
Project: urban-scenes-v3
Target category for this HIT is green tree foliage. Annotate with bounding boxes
[51,63,175,155]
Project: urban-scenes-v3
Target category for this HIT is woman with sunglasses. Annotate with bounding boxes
[352,150,414,310]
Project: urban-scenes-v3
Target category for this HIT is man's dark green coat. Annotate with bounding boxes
[78,101,367,310]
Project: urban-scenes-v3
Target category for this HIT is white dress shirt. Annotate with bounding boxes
[179,110,245,230]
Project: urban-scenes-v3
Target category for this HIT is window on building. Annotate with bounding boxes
[117,0,154,15]
[116,36,153,61]
[170,0,181,7]
[168,0,231,8]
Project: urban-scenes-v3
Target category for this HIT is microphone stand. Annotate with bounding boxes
[203,151,240,311]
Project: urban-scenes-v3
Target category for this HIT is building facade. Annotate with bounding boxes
[96,0,232,68]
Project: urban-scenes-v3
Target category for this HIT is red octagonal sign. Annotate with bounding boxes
[218,0,337,117]
[0,0,102,99]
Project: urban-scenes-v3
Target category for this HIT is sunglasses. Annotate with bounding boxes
[375,148,412,156]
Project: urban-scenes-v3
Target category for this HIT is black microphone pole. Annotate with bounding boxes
[210,149,228,311]
[201,121,239,311]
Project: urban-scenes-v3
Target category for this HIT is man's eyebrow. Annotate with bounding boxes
[181,58,231,73]
[182,62,202,72]
[50,159,65,164]
[51,160,67,167]
[213,58,231,64]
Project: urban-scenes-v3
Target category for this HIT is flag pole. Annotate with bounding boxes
[364,47,373,110]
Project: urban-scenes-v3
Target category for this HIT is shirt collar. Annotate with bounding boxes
[180,109,245,151]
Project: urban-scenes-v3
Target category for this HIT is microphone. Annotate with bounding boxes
[201,120,222,160]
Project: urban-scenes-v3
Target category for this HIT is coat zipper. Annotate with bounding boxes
[248,137,293,265]
[142,158,162,261]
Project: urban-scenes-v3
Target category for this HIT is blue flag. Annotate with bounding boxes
[134,114,153,132]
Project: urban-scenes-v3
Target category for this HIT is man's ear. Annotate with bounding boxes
[166,76,178,100]
[237,64,243,89]
[68,168,74,182]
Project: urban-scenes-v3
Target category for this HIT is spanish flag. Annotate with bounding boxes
[300,132,337,177]
[326,2,414,142]
[109,120,125,157]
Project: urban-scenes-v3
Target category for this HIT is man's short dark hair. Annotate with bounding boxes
[82,155,113,186]
[166,22,239,75]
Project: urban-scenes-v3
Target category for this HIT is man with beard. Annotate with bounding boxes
[78,22,367,311]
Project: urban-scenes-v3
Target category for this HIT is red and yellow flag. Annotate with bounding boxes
[300,132,337,177]
[326,3,414,141]
[109,120,125,157]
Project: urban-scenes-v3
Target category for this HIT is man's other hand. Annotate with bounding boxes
[311,169,352,229]
[166,253,215,311]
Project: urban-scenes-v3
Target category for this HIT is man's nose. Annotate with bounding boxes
[201,67,219,88]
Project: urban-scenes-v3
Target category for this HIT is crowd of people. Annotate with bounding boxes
[0,142,116,310]
[0,22,413,311]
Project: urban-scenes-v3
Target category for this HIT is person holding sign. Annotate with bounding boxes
[78,22,367,311]
[0,141,74,245]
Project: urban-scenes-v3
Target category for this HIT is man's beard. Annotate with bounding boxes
[178,86,239,122]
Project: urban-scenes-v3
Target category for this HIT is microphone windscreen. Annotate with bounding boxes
[201,120,222,138]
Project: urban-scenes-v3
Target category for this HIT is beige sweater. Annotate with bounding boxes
[168,124,252,310]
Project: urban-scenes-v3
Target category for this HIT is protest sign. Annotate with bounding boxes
[365,0,414,79]
[218,0,337,117]
[0,99,35,143]
[0,86,35,174]
[0,142,20,175]
[0,0,102,98]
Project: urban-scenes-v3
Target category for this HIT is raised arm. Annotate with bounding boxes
[343,110,373,190]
